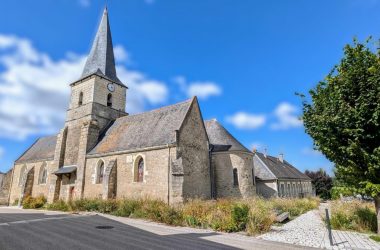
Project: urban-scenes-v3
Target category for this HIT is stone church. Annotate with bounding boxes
[8,8,256,205]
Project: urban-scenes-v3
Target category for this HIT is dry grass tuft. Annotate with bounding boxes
[42,196,319,235]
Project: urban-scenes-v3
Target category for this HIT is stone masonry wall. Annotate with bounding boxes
[84,147,171,202]
[0,170,12,205]
[256,180,278,198]
[177,99,211,200]
[213,151,256,198]
[9,161,54,204]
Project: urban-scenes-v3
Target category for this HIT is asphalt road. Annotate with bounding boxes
[0,207,315,250]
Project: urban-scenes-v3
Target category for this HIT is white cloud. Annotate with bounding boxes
[173,76,222,100]
[0,146,4,160]
[270,102,303,130]
[114,45,131,64]
[187,82,222,99]
[226,112,266,130]
[0,34,168,140]
[78,0,91,7]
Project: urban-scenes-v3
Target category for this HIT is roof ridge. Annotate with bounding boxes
[118,98,193,120]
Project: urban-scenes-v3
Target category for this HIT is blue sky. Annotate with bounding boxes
[0,0,379,174]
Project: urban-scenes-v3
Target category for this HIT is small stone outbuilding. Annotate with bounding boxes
[254,152,313,198]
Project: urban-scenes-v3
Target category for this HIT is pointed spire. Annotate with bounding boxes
[81,7,123,85]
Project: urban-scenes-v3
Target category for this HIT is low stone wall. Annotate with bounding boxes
[0,169,12,205]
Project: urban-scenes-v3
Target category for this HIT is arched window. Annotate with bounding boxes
[97,160,105,184]
[78,92,83,106]
[19,165,26,186]
[134,157,144,182]
[39,163,47,184]
[107,93,112,107]
[233,168,239,186]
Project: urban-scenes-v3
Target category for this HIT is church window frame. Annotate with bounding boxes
[107,93,113,107]
[133,155,145,183]
[96,160,105,184]
[38,162,48,185]
[78,92,84,106]
[233,168,239,187]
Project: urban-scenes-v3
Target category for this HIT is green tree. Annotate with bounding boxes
[299,39,380,234]
[305,169,333,199]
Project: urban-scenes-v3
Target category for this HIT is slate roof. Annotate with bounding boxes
[16,135,57,164]
[204,119,250,153]
[54,166,77,175]
[80,7,124,86]
[89,98,194,155]
[255,152,310,180]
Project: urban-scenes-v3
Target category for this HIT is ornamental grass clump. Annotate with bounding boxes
[131,198,183,226]
[330,200,377,233]
[246,198,276,235]
[270,197,319,217]
[182,199,215,228]
[33,196,319,235]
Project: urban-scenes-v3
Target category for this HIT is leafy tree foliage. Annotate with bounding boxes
[299,39,380,233]
[305,169,332,199]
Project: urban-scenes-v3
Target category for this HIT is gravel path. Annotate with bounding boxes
[258,210,327,248]
[258,206,380,250]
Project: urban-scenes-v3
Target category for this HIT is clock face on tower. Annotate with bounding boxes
[107,83,115,92]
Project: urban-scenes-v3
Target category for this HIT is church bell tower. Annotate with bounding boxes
[66,7,127,131]
[48,7,127,202]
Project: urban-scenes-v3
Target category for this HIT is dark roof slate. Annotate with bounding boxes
[255,152,310,180]
[16,135,57,164]
[80,8,125,86]
[54,166,77,175]
[89,98,193,155]
[204,119,250,153]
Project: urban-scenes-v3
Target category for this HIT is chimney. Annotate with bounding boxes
[278,153,284,163]
[264,148,267,158]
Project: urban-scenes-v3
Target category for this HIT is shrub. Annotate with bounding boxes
[113,199,141,217]
[46,199,70,211]
[232,203,249,231]
[22,195,47,209]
